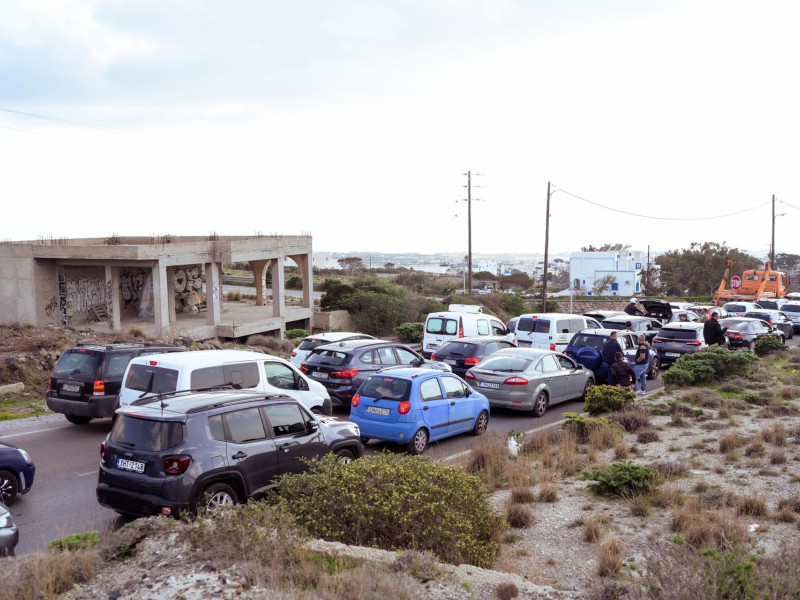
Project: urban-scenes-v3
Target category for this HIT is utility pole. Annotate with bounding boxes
[542,181,552,312]
[770,194,776,267]
[460,171,482,295]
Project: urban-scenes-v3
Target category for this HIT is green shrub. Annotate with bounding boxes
[284,328,310,340]
[582,461,662,498]
[583,385,636,415]
[395,322,424,344]
[47,531,100,552]
[662,346,758,387]
[754,336,788,357]
[562,412,624,442]
[286,275,303,290]
[278,454,505,568]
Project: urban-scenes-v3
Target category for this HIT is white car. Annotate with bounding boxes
[290,332,375,367]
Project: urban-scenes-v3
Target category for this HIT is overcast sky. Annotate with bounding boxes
[1,1,799,257]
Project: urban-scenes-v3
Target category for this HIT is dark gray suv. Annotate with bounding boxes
[96,390,362,517]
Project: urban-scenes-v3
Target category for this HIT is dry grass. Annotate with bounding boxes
[775,506,797,523]
[506,504,535,529]
[744,441,766,457]
[613,442,630,460]
[588,424,622,451]
[556,428,580,476]
[609,406,652,432]
[736,494,768,517]
[670,505,745,549]
[468,432,510,489]
[537,483,559,503]
[650,460,689,480]
[637,429,660,444]
[596,537,626,577]
[770,450,787,465]
[583,517,605,542]
[506,461,537,489]
[510,487,536,504]
[629,496,650,517]
[652,485,685,509]
[0,548,99,600]
[719,432,745,453]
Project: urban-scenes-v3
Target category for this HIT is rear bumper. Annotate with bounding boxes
[352,418,419,443]
[46,391,118,418]
[96,482,190,518]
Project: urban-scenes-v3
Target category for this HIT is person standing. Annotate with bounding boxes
[703,311,728,346]
[602,331,623,385]
[625,298,644,316]
[632,334,650,395]
[610,352,636,389]
[700,308,710,323]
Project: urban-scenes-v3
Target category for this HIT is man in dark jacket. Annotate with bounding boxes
[625,298,644,316]
[602,331,623,384]
[703,311,727,345]
[610,352,636,388]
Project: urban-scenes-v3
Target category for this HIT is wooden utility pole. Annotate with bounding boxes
[467,170,473,294]
[770,194,776,267]
[542,181,551,312]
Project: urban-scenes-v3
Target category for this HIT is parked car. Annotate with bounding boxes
[600,315,663,341]
[668,310,701,323]
[0,442,36,505]
[0,502,18,556]
[755,298,787,311]
[465,348,594,417]
[97,390,362,518]
[512,313,603,352]
[119,350,332,415]
[565,329,659,383]
[430,336,516,378]
[689,306,730,319]
[289,332,375,367]
[301,340,451,407]
[46,342,186,424]
[782,302,800,333]
[722,302,763,317]
[651,322,709,365]
[583,310,627,323]
[350,368,489,454]
[742,310,794,339]
[422,304,510,357]
[719,317,786,349]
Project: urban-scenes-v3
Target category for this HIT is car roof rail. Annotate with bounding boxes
[130,383,248,406]
[183,393,294,414]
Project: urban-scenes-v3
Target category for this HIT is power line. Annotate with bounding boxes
[0,107,142,136]
[778,199,800,211]
[554,187,770,221]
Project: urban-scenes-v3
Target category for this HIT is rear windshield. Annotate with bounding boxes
[724,304,748,312]
[305,349,350,367]
[476,356,531,372]
[297,338,328,351]
[658,328,699,341]
[743,312,770,321]
[517,318,550,334]
[125,364,180,393]
[782,304,800,312]
[569,334,604,350]
[436,342,478,357]
[53,350,99,376]
[359,376,411,401]
[601,321,626,330]
[426,317,458,335]
[757,301,779,310]
[110,415,183,451]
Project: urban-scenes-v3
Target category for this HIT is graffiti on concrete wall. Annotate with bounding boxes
[64,277,106,317]
[58,274,67,324]
[120,270,147,308]
[174,266,202,293]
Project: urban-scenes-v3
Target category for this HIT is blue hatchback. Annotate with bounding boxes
[349,367,490,455]
[0,441,36,504]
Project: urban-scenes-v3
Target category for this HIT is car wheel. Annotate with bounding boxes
[335,448,355,465]
[407,428,429,455]
[581,379,594,401]
[65,414,92,425]
[360,436,370,445]
[0,470,19,505]
[472,410,489,436]
[532,391,548,418]
[788,328,794,340]
[198,483,238,515]
[647,357,660,380]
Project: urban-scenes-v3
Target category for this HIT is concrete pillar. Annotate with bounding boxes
[206,262,222,324]
[105,265,121,331]
[167,267,177,323]
[152,262,170,335]
[291,253,312,308]
[249,259,271,306]
[271,257,285,318]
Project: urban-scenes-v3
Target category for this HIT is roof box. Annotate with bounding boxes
[448,304,483,313]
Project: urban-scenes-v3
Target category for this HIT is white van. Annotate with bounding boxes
[118,350,332,415]
[422,304,510,357]
[513,313,602,352]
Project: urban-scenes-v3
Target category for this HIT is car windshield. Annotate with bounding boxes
[359,376,411,401]
[297,338,329,351]
[569,334,605,350]
[305,350,350,366]
[477,356,531,372]
[720,320,750,332]
[53,350,99,375]
[110,415,183,451]
[657,328,699,341]
[437,342,478,357]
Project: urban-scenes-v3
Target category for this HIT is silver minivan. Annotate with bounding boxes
[781,302,800,333]
[513,313,602,353]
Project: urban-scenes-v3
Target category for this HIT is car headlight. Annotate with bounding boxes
[0,510,12,529]
[18,448,32,464]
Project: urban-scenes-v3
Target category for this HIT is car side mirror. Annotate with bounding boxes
[465,387,472,397]
[306,420,319,433]
[410,358,422,367]
[295,376,309,391]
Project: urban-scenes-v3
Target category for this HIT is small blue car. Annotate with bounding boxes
[349,367,490,455]
[0,441,36,505]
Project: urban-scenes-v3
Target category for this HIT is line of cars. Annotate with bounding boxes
[0,441,36,556]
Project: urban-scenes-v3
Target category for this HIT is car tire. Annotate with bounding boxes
[360,436,370,445]
[532,391,548,418]
[197,482,238,515]
[407,428,429,455]
[472,410,489,436]
[335,448,355,465]
[581,379,594,401]
[65,414,92,425]
[0,470,19,505]
[647,357,660,380]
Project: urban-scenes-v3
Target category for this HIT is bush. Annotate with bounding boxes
[562,412,623,442]
[662,346,758,387]
[608,406,651,432]
[583,385,636,415]
[395,322,424,344]
[582,461,662,498]
[754,336,788,356]
[47,531,100,552]
[284,328,309,340]
[278,454,505,568]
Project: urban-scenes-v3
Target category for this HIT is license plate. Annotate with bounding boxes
[427,343,439,350]
[366,406,390,416]
[312,371,329,380]
[443,359,457,366]
[62,384,80,393]
[116,458,145,473]
[479,382,501,389]
[666,352,681,357]
[517,341,531,347]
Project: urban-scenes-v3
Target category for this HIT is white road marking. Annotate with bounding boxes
[0,425,73,439]
[78,470,97,477]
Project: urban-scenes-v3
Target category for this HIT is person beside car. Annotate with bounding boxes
[625,298,644,316]
[703,312,727,346]
[632,334,650,395]
[602,331,623,385]
[610,352,635,389]
[700,308,710,323]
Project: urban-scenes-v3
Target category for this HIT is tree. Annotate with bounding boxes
[656,242,761,296]
[774,253,800,273]
[639,265,664,297]
[337,257,364,276]
[498,272,532,289]
[592,275,616,296]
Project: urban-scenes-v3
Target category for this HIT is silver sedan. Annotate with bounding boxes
[0,502,18,556]
[464,348,594,417]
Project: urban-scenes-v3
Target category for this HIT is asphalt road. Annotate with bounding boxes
[5,333,797,555]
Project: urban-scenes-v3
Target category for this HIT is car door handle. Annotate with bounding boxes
[231,451,247,460]
[423,406,429,410]
[450,401,456,406]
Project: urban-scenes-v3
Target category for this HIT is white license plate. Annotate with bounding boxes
[116,458,145,473]
[517,341,531,347]
[62,384,80,393]
[427,343,439,350]
[312,371,329,380]
[443,359,457,366]
[366,406,390,416]
[666,352,681,357]
[479,381,501,389]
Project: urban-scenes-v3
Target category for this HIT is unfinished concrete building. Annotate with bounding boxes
[0,235,313,340]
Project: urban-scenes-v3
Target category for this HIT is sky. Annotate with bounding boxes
[1,1,799,258]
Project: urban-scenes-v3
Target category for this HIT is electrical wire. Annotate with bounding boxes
[554,187,771,221]
[0,107,142,136]
[777,199,800,211]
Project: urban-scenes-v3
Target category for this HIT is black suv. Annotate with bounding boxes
[96,390,362,518]
[300,340,451,406]
[430,336,516,378]
[46,342,185,424]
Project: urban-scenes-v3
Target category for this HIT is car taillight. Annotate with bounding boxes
[685,341,702,346]
[149,361,158,366]
[504,376,529,385]
[465,371,476,380]
[300,365,309,374]
[48,377,53,390]
[100,441,106,461]
[291,350,297,357]
[430,353,436,360]
[352,394,360,407]
[332,368,359,379]
[459,326,464,338]
[728,332,743,340]
[398,401,411,414]
[550,343,556,351]
[93,380,105,395]
[653,337,663,343]
[465,357,480,366]
[164,455,191,475]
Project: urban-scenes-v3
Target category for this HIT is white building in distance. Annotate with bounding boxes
[569,246,652,296]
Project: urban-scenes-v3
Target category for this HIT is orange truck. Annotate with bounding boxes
[712,261,789,306]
